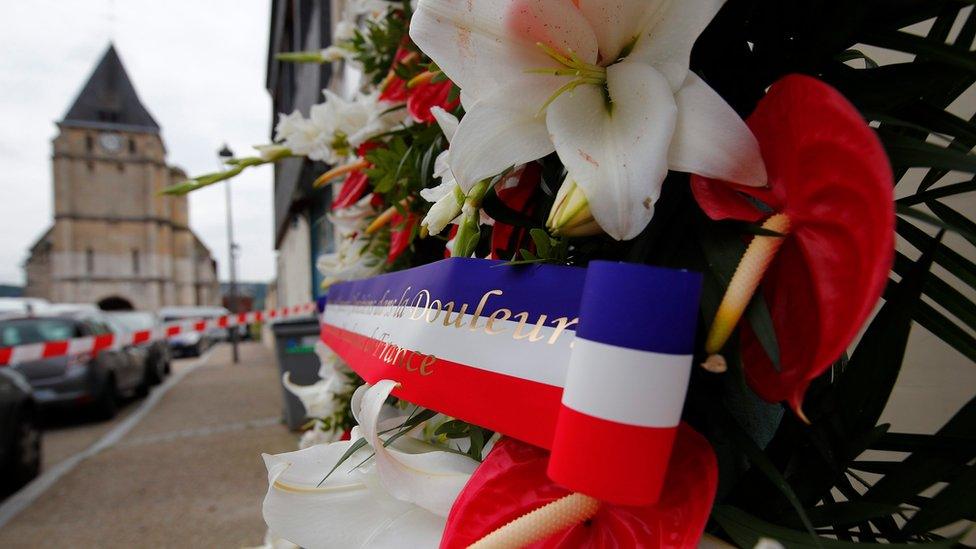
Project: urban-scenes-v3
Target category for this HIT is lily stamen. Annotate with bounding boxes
[528,42,606,116]
[313,158,370,188]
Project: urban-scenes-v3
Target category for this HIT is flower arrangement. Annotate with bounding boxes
[169,0,976,546]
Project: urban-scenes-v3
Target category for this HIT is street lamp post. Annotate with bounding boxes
[218,144,240,364]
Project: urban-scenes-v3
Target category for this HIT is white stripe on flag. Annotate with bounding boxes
[323,304,576,387]
[560,338,692,428]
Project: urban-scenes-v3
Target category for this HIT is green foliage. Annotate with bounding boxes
[691,1,976,544]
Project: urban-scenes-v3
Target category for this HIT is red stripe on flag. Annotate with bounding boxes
[547,405,677,506]
[321,324,560,449]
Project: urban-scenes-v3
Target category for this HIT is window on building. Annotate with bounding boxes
[86,248,94,275]
[128,138,136,153]
[85,135,94,152]
[132,249,140,275]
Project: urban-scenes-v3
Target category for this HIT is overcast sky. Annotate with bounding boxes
[0,0,276,285]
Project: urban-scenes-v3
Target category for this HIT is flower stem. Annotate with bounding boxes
[469,492,600,549]
[704,214,791,366]
[451,179,491,258]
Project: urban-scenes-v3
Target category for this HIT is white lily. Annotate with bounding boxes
[262,381,478,548]
[274,90,407,165]
[410,0,767,240]
[420,107,465,235]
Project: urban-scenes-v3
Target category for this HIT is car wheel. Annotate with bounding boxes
[146,357,164,386]
[93,375,119,420]
[5,405,41,491]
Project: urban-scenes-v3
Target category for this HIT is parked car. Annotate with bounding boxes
[159,306,230,357]
[0,311,150,420]
[0,367,41,492]
[105,311,171,386]
[0,297,50,318]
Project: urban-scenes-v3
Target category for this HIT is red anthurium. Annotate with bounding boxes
[690,74,894,417]
[387,212,418,264]
[407,77,460,124]
[441,424,718,549]
[490,163,541,260]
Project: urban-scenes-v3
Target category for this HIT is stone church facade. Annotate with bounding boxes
[24,45,219,310]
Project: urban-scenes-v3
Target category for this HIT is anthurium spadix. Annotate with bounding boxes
[262,380,478,548]
[410,0,768,240]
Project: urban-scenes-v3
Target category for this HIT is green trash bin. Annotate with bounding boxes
[272,318,321,430]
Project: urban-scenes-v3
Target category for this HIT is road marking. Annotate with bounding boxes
[117,416,280,448]
[0,349,216,529]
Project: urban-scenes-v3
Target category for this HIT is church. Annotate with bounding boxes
[24,44,219,311]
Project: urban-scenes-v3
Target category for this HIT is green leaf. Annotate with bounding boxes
[882,133,976,173]
[925,200,976,247]
[745,292,782,372]
[902,465,976,534]
[529,229,551,257]
[893,253,976,331]
[898,220,976,291]
[836,231,943,439]
[319,437,369,485]
[861,30,976,75]
[716,412,820,543]
[712,505,960,548]
[897,179,976,206]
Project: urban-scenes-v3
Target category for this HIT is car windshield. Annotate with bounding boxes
[108,312,155,331]
[0,318,77,346]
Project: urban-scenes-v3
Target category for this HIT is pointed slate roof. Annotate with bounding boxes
[61,44,160,133]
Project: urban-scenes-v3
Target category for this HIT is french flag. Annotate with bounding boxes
[547,262,702,506]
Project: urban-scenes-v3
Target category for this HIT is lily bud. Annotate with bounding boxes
[421,184,464,236]
[451,179,491,258]
[546,178,603,237]
[253,144,292,162]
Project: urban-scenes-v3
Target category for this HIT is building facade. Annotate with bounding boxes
[266,0,338,309]
[24,44,219,311]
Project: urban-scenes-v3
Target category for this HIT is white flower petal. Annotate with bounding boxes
[430,107,459,143]
[547,61,676,240]
[282,372,340,419]
[629,0,725,89]
[575,0,670,63]
[668,73,767,186]
[355,380,479,516]
[262,443,444,549]
[410,0,598,104]
[448,81,556,190]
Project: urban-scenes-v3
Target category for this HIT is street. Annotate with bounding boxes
[0,342,296,548]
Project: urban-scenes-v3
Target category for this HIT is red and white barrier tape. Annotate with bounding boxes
[0,302,318,367]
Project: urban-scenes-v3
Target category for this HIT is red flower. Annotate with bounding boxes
[691,74,894,415]
[378,47,416,104]
[387,212,418,264]
[407,77,459,124]
[490,163,541,260]
[440,424,717,548]
[332,170,369,210]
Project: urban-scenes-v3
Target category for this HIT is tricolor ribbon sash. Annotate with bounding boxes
[320,258,701,505]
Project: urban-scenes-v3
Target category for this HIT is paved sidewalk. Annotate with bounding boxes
[0,342,297,548]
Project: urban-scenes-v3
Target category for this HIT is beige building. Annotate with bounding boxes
[24,44,219,311]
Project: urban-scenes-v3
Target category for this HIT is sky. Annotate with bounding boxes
[0,0,276,285]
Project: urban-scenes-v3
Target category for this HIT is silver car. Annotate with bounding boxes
[1,311,149,420]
